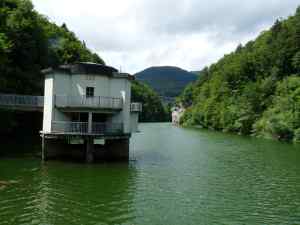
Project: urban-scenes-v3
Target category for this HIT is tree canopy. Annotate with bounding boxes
[178,6,300,142]
[131,81,170,122]
[0,0,105,95]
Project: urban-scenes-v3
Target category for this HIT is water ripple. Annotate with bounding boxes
[1,124,300,224]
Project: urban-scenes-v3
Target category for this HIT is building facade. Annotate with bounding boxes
[41,62,142,162]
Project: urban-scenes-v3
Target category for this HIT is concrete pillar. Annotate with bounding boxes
[86,138,94,163]
[41,135,46,161]
[42,138,86,160]
[88,112,93,134]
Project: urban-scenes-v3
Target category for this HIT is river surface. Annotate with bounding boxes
[0,123,300,225]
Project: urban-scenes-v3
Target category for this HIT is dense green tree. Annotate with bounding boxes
[292,51,300,72]
[0,0,105,95]
[131,81,170,122]
[179,6,300,142]
[254,76,300,141]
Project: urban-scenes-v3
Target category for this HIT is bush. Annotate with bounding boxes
[294,128,300,142]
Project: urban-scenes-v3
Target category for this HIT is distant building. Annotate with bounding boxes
[172,106,185,125]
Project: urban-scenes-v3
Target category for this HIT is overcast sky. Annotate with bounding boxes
[31,0,299,74]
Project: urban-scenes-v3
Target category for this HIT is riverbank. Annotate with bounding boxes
[180,123,300,144]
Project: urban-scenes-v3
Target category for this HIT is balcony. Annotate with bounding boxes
[131,102,142,112]
[55,95,123,110]
[51,121,123,135]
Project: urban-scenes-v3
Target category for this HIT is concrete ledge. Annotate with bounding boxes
[41,132,131,140]
[42,137,129,162]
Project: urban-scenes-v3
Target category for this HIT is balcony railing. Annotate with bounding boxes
[0,94,44,107]
[92,123,123,134]
[51,121,123,135]
[131,102,142,112]
[55,95,123,110]
[52,121,88,134]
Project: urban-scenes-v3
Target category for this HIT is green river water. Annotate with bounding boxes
[0,123,300,225]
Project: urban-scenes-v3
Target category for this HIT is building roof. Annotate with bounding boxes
[42,62,134,80]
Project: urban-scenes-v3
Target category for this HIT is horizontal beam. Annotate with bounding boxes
[0,94,44,112]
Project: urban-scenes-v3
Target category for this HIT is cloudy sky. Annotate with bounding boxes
[31,0,299,74]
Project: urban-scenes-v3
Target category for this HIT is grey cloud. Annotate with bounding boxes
[134,0,299,35]
[32,0,299,73]
[90,0,299,54]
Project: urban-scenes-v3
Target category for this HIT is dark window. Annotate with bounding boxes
[86,87,94,97]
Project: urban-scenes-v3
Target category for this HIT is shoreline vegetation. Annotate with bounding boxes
[132,81,171,122]
[177,7,300,143]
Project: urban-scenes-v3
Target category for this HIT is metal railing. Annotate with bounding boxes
[52,121,88,134]
[51,121,123,135]
[92,122,123,134]
[0,94,44,107]
[131,102,142,112]
[55,95,123,110]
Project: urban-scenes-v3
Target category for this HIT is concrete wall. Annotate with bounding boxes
[110,80,131,133]
[53,73,131,100]
[44,138,129,162]
[54,73,72,96]
[71,74,110,97]
[102,139,129,161]
[130,113,139,133]
[42,75,54,133]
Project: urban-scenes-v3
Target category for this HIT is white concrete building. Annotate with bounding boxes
[172,106,185,125]
[40,62,142,162]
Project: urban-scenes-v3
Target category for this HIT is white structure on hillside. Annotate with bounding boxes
[172,106,185,125]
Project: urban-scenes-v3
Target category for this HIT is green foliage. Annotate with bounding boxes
[0,0,105,95]
[254,76,300,141]
[176,67,210,107]
[131,81,170,122]
[0,33,11,53]
[135,66,197,98]
[179,7,300,142]
[0,0,105,134]
[294,128,300,142]
[292,51,300,72]
[0,33,11,66]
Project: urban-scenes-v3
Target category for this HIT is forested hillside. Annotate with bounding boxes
[0,0,105,134]
[0,0,104,95]
[178,7,300,142]
[131,81,170,122]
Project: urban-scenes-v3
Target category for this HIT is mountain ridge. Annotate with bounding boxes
[135,66,197,100]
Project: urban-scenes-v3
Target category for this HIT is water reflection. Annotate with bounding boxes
[0,160,137,225]
[1,123,300,225]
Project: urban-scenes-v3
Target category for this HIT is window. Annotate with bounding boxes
[86,87,94,97]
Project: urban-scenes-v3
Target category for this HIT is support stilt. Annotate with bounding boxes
[86,138,94,163]
[42,135,45,161]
